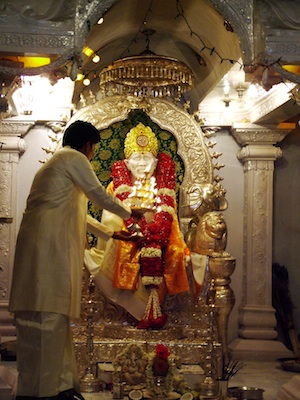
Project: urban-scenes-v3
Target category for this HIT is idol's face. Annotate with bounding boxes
[125,151,158,180]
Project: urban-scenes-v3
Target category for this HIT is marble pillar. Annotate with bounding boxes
[229,123,294,360]
[0,120,34,339]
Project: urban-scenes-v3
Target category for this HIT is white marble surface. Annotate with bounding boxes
[227,361,298,400]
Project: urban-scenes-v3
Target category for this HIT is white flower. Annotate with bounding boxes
[142,276,163,286]
[158,188,176,199]
[141,247,162,258]
[114,184,133,196]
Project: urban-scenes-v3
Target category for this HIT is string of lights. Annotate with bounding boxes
[105,0,289,87]
[0,0,298,103]
[175,0,242,68]
[77,0,300,116]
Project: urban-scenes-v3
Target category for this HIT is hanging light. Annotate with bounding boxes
[99,29,193,101]
[99,53,193,99]
[92,54,100,63]
[76,69,85,81]
[83,77,91,86]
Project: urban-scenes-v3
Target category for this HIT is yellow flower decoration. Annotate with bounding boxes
[124,122,158,158]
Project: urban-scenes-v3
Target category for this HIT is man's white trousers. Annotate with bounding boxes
[15,311,79,398]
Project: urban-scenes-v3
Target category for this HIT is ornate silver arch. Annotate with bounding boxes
[68,95,214,190]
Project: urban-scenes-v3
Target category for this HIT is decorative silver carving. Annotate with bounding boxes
[0,215,10,301]
[231,123,291,145]
[0,120,35,137]
[249,166,269,305]
[253,0,300,82]
[74,267,221,373]
[0,32,74,51]
[0,0,116,78]
[71,94,225,373]
[0,222,9,259]
[0,159,12,217]
[237,146,282,163]
[0,1,75,21]
[0,120,33,308]
[208,0,254,63]
[0,283,7,298]
[260,0,300,29]
[70,95,214,189]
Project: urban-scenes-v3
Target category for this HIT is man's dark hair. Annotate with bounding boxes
[62,120,100,149]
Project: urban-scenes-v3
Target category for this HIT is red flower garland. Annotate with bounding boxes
[111,153,177,329]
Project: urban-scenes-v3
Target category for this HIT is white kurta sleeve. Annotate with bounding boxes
[86,214,114,241]
[86,186,131,220]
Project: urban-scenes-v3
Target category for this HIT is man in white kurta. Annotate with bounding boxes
[9,121,133,400]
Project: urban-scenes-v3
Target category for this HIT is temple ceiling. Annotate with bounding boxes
[0,0,300,123]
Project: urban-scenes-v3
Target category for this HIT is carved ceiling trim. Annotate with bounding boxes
[2,0,300,91]
[0,32,74,54]
[0,0,116,77]
[0,120,35,137]
[0,0,255,78]
[261,0,300,30]
[208,0,253,63]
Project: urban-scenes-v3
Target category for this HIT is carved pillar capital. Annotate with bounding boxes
[0,121,35,155]
[237,145,282,163]
[231,123,291,147]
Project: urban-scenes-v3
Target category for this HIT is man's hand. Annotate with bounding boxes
[112,230,139,241]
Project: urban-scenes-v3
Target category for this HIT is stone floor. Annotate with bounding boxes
[1,360,299,399]
[227,360,298,400]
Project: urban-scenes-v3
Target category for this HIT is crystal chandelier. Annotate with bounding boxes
[99,41,193,100]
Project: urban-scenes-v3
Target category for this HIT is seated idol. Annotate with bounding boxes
[85,123,191,329]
